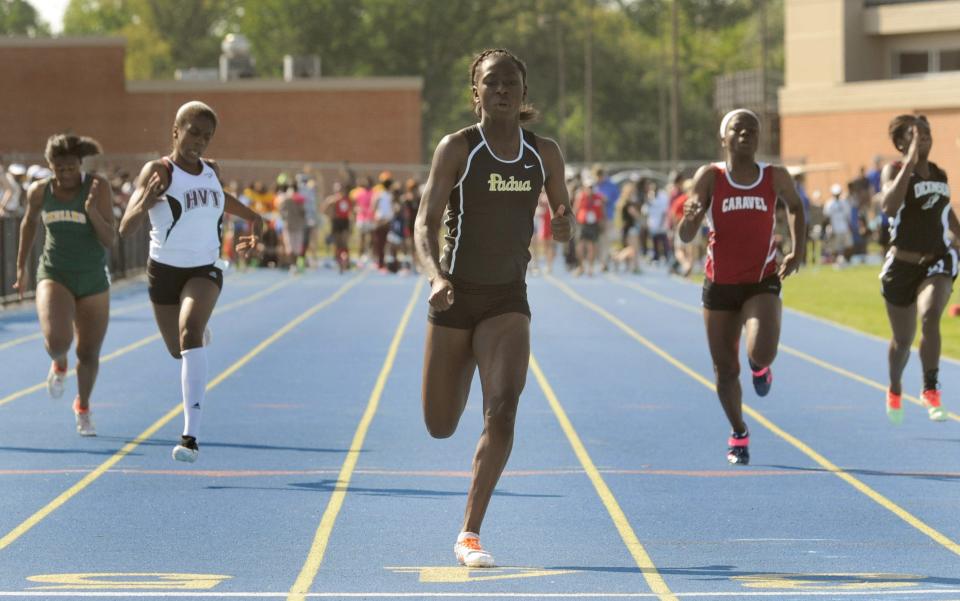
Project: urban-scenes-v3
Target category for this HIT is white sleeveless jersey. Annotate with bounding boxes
[148,159,225,267]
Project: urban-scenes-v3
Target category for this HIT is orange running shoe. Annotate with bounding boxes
[921,389,947,422]
[886,390,903,425]
[454,532,494,568]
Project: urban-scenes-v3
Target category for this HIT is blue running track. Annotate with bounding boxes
[1,267,959,600]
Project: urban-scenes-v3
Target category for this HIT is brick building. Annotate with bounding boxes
[0,37,423,184]
[780,0,960,199]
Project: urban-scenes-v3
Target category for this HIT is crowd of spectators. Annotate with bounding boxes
[530,165,705,278]
[794,155,895,268]
[0,154,905,281]
[225,166,422,276]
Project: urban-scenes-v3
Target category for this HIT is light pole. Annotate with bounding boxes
[670,0,680,164]
[584,0,594,164]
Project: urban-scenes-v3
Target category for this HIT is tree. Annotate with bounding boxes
[141,0,237,70]
[58,0,784,162]
[234,0,366,77]
[63,0,132,34]
[0,0,50,36]
[63,0,235,78]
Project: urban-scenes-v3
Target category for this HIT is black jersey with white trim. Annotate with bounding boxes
[889,161,951,255]
[440,124,546,285]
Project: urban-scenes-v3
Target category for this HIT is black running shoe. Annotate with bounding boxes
[172,435,199,463]
[726,430,750,465]
[751,364,773,397]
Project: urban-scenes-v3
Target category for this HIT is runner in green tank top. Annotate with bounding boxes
[14,134,115,436]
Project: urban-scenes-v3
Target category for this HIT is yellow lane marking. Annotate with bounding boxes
[0,274,365,553]
[550,275,960,558]
[386,566,579,584]
[0,332,42,352]
[733,572,922,590]
[27,573,230,590]
[0,300,154,353]
[0,466,830,477]
[0,276,300,408]
[608,275,960,422]
[530,353,678,601]
[287,278,424,601]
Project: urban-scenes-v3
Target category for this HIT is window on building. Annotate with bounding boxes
[940,49,960,72]
[896,51,929,76]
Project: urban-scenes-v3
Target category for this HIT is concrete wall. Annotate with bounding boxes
[0,37,423,184]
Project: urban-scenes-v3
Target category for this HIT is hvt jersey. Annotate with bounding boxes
[148,158,225,268]
[889,161,951,256]
[441,124,545,285]
[705,162,778,284]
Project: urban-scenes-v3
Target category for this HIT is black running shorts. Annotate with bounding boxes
[428,276,530,330]
[702,275,782,312]
[580,223,600,242]
[880,250,957,307]
[147,259,224,305]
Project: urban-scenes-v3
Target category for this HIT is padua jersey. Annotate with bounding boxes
[705,162,778,284]
[148,158,225,268]
[440,124,545,285]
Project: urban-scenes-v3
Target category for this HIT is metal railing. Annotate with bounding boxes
[0,215,149,306]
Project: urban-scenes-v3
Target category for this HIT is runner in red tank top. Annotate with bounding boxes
[705,163,778,284]
[677,109,806,465]
[574,182,605,276]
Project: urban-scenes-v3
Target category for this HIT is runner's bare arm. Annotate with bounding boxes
[119,161,169,237]
[678,165,714,243]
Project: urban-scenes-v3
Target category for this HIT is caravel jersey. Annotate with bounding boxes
[705,162,778,284]
[441,124,546,285]
[888,161,951,255]
[148,158,225,268]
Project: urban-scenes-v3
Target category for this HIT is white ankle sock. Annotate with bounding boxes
[180,347,207,438]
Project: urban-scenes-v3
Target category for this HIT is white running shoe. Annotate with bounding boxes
[454,532,495,568]
[75,411,96,437]
[172,435,199,463]
[47,361,67,399]
[203,327,212,347]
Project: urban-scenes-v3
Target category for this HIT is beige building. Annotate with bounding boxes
[780,0,960,198]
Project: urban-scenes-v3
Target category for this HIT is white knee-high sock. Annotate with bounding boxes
[180,347,207,438]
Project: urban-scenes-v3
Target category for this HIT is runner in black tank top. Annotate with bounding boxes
[879,114,960,424]
[14,134,114,436]
[414,49,573,568]
[440,124,544,285]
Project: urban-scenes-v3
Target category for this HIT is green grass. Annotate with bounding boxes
[782,263,960,360]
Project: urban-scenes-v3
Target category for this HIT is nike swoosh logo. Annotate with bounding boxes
[524,164,535,169]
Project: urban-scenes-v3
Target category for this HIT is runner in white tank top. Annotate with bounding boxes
[120,101,263,464]
[148,157,225,268]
